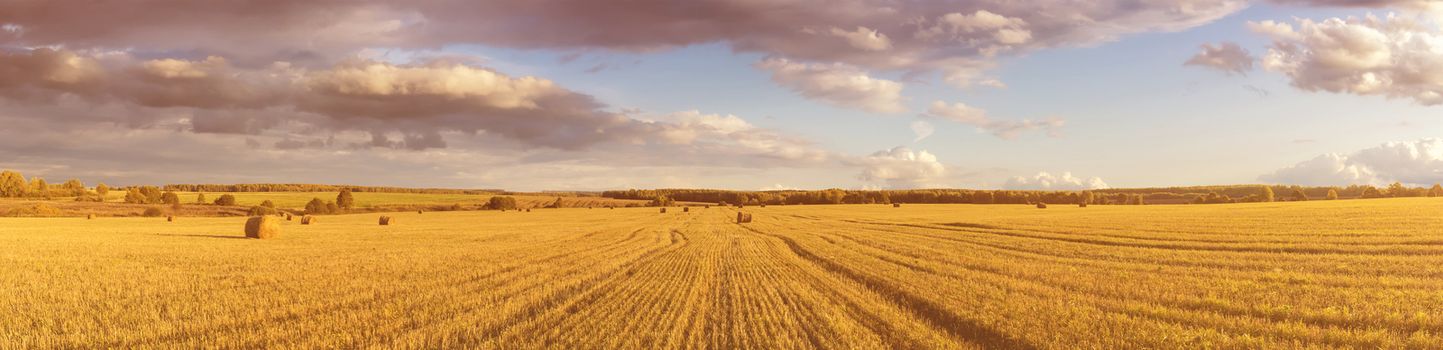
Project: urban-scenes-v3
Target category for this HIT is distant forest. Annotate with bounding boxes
[3,169,1442,205]
[603,183,1443,206]
[160,184,502,195]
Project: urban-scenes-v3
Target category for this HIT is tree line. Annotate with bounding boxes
[161,183,499,195]
[601,189,1141,205]
[604,183,1443,206]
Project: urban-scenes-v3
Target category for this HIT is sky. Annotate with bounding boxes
[2,0,1443,191]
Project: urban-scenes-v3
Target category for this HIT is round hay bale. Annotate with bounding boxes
[736,212,753,224]
[683,207,690,212]
[760,204,767,208]
[1079,203,1088,208]
[1036,203,1048,209]
[86,214,95,220]
[300,216,315,225]
[167,215,175,222]
[660,208,667,214]
[245,216,280,239]
[418,210,424,214]
[285,214,293,221]
[379,216,393,225]
[893,203,901,208]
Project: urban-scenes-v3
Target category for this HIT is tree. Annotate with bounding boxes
[1291,189,1308,201]
[1387,182,1409,197]
[140,186,163,204]
[975,191,995,204]
[649,195,674,207]
[95,183,109,198]
[0,170,26,198]
[1081,191,1095,205]
[1429,184,1443,197]
[32,178,48,198]
[214,194,237,206]
[161,191,181,207]
[124,188,146,204]
[305,198,330,215]
[62,179,85,196]
[1360,186,1384,199]
[1261,186,1276,202]
[336,189,355,210]
[1326,188,1339,200]
[486,196,518,211]
[196,193,207,204]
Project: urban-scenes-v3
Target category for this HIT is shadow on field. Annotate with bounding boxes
[155,233,250,240]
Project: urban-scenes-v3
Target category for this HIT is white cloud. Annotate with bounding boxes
[855,146,946,189]
[914,10,1034,51]
[659,110,830,163]
[1251,14,1443,105]
[1185,41,1254,75]
[910,119,935,142]
[755,57,905,113]
[923,101,1064,139]
[1261,139,1443,186]
[1004,172,1109,190]
[829,26,892,51]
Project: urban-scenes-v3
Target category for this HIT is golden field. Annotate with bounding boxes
[4,198,1443,348]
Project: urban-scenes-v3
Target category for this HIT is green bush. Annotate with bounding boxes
[486,196,518,211]
[247,206,278,216]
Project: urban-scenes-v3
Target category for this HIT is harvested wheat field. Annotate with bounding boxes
[4,199,1443,348]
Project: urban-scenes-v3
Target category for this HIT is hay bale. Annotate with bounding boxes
[86,214,95,220]
[300,216,315,225]
[245,216,280,239]
[1079,203,1088,208]
[526,208,531,212]
[683,207,690,212]
[418,210,424,214]
[893,203,901,208]
[1036,203,1048,209]
[167,215,175,222]
[736,212,753,224]
[379,216,393,225]
[660,208,667,214]
[705,205,711,209]
[760,204,766,208]
[285,213,293,221]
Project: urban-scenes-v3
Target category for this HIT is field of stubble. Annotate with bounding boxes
[4,199,1443,349]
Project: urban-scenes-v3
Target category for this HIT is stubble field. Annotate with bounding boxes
[4,199,1443,348]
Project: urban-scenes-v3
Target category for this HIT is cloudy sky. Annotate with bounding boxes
[2,0,1443,191]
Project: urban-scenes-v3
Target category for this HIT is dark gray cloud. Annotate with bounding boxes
[2,0,1250,84]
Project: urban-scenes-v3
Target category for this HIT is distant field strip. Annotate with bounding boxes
[4,199,1443,348]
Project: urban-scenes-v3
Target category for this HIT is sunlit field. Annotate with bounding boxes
[5,199,1443,348]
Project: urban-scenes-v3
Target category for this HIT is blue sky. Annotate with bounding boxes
[424,3,1442,189]
[2,1,1441,190]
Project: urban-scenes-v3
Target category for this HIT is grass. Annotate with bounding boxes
[3,198,1443,348]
